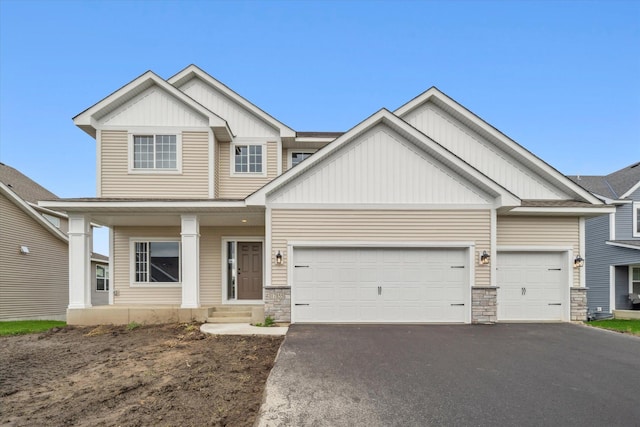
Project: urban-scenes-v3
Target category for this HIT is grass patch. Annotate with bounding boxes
[0,320,66,336]
[588,319,640,336]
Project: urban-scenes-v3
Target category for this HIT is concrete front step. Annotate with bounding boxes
[210,310,253,318]
[207,316,253,323]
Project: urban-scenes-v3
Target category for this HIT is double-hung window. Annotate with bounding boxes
[96,265,109,291]
[233,144,264,174]
[133,135,177,170]
[631,267,640,295]
[133,240,180,284]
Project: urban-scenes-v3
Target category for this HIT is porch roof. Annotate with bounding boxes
[39,198,265,227]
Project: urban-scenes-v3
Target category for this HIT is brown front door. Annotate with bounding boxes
[237,242,263,300]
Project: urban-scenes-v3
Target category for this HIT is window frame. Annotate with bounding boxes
[630,265,640,295]
[96,264,109,292]
[129,238,182,287]
[633,202,640,238]
[230,141,267,177]
[287,149,317,170]
[128,132,182,174]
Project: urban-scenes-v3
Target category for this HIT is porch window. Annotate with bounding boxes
[134,241,180,283]
[96,265,109,291]
[133,135,177,169]
[631,267,640,294]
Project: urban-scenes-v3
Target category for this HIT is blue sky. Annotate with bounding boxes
[1,0,639,255]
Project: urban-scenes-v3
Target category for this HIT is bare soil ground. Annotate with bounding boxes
[0,323,283,427]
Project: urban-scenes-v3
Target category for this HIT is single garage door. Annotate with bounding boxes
[497,252,567,321]
[292,247,469,323]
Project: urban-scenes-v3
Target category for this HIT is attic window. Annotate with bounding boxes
[133,135,177,169]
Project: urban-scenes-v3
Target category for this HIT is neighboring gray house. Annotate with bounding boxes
[569,162,640,317]
[0,163,109,320]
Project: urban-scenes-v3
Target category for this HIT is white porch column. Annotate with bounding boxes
[181,214,200,308]
[68,214,92,309]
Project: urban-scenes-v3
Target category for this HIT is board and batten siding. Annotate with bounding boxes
[497,216,580,287]
[402,102,570,200]
[217,141,278,199]
[270,209,491,287]
[0,194,68,320]
[113,226,182,305]
[100,130,210,198]
[178,78,280,138]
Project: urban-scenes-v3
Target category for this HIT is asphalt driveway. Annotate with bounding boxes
[257,324,640,426]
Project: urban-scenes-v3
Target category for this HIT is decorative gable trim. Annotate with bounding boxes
[394,87,604,205]
[246,109,521,208]
[168,64,296,140]
[73,71,233,142]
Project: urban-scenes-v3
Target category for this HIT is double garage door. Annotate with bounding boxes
[292,247,469,323]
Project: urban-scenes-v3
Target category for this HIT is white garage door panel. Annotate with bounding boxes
[293,247,468,323]
[497,252,567,321]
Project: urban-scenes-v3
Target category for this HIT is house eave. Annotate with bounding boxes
[606,241,640,251]
[504,206,616,216]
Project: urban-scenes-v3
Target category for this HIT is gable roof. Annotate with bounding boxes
[0,162,58,204]
[73,70,233,142]
[168,64,296,139]
[0,181,68,242]
[568,161,640,200]
[394,87,604,205]
[247,108,521,207]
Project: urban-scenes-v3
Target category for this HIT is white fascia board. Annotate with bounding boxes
[73,70,233,140]
[247,109,521,208]
[621,181,640,199]
[168,64,295,138]
[508,206,617,215]
[1,183,68,243]
[29,203,68,218]
[394,88,603,206]
[294,137,338,143]
[605,241,640,251]
[39,200,247,210]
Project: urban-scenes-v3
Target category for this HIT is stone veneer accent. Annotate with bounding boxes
[264,286,291,322]
[570,287,588,321]
[472,287,498,324]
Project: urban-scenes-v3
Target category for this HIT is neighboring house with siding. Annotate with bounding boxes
[568,163,640,317]
[0,163,108,320]
[42,65,614,326]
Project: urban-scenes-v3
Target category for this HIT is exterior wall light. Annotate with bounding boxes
[275,250,283,265]
[479,250,490,265]
[19,246,30,254]
[574,255,584,268]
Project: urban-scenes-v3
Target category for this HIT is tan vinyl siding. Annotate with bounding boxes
[200,226,265,305]
[218,141,278,198]
[113,226,182,305]
[113,225,265,305]
[0,194,68,320]
[497,216,581,286]
[101,130,210,198]
[271,209,491,286]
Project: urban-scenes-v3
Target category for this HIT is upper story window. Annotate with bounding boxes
[42,213,61,228]
[633,202,639,238]
[133,135,177,170]
[288,149,317,169]
[232,143,266,175]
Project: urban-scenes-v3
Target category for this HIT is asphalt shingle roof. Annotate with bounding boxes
[568,161,640,199]
[0,162,59,204]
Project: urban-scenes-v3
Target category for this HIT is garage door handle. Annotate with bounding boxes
[548,268,562,271]
[451,303,465,306]
[294,265,310,268]
[450,266,465,269]
[295,303,310,306]
[548,303,562,306]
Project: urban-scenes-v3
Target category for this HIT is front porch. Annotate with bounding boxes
[67,305,265,326]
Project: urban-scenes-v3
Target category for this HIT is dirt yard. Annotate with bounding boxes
[0,323,283,426]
